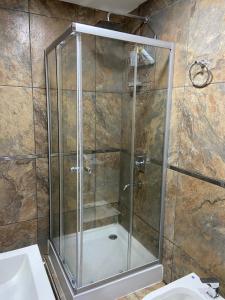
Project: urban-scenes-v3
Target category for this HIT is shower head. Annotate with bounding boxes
[95,12,123,31]
[95,20,123,31]
[139,47,155,65]
[130,47,155,67]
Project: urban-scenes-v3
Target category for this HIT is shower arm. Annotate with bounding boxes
[105,11,149,23]
[105,12,156,38]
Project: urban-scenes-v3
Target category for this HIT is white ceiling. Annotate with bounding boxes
[60,0,146,14]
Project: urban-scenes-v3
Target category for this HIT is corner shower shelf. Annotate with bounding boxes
[83,203,120,224]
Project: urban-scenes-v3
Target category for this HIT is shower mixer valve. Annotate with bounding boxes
[135,155,146,172]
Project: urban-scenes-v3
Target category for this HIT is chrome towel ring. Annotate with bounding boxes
[189,60,213,88]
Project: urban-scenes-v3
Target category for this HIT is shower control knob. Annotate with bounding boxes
[84,167,92,175]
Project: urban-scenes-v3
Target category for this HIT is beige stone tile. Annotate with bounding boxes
[0,159,37,226]
[0,0,28,11]
[36,158,49,218]
[174,172,225,282]
[49,88,58,153]
[139,0,167,17]
[150,0,195,88]
[0,86,34,156]
[83,154,96,196]
[29,0,77,19]
[63,210,77,235]
[81,34,96,92]
[133,214,159,258]
[37,216,49,255]
[82,92,96,150]
[76,5,96,25]
[96,37,125,92]
[61,91,96,153]
[96,92,122,149]
[135,90,166,160]
[133,163,162,232]
[94,214,118,229]
[62,155,78,213]
[179,83,225,180]
[95,184,119,205]
[61,90,77,153]
[172,245,212,281]
[50,156,60,247]
[96,152,120,189]
[164,0,181,7]
[60,34,96,92]
[33,88,48,155]
[30,14,70,88]
[0,219,37,252]
[186,0,225,85]
[121,93,133,151]
[162,239,174,283]
[168,87,184,166]
[154,48,170,90]
[164,169,178,241]
[0,8,31,86]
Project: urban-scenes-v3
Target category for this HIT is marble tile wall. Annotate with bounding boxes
[0,0,128,254]
[136,0,225,294]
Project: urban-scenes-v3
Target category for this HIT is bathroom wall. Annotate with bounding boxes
[0,0,127,254]
[136,0,225,294]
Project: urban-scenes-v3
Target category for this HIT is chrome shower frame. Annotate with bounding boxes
[45,22,175,300]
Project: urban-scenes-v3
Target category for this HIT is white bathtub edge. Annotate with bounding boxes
[0,245,55,300]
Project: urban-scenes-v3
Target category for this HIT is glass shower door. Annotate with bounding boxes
[47,34,79,287]
[79,36,171,287]
[79,34,138,287]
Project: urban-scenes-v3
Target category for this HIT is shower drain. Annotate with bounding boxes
[108,234,118,240]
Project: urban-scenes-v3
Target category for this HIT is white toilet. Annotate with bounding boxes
[143,273,224,300]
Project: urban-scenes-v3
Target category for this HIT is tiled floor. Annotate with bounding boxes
[117,282,165,300]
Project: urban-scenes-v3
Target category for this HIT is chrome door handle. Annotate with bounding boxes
[70,166,80,173]
[70,166,92,174]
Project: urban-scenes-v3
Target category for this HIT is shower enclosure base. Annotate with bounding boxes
[48,224,163,300]
[62,224,157,286]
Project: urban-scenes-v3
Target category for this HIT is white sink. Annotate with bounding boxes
[0,245,55,300]
[143,273,224,300]
[144,286,207,300]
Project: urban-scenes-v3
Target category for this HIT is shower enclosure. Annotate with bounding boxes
[45,23,174,299]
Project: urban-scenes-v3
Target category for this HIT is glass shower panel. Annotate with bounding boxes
[60,36,78,283]
[130,46,170,268]
[47,49,60,253]
[80,35,137,287]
